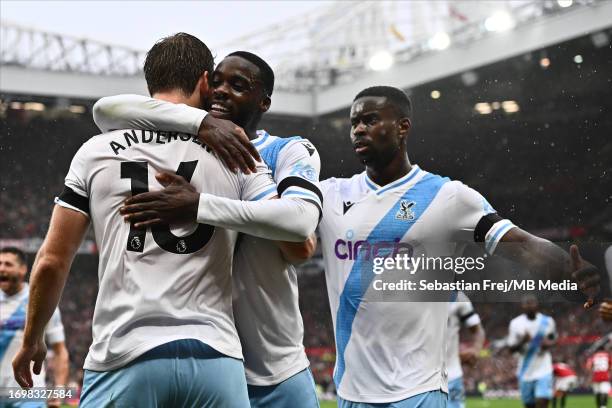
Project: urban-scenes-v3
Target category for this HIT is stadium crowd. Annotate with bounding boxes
[0,113,95,239]
[2,73,611,241]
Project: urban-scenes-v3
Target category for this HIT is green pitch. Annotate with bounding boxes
[319,395,595,408]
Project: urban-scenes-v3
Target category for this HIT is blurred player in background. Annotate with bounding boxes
[507,296,557,408]
[11,33,318,408]
[586,345,611,408]
[92,51,322,408]
[106,84,602,407]
[552,361,577,408]
[1,247,68,408]
[447,291,485,408]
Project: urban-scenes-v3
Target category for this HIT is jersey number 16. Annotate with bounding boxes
[121,160,214,255]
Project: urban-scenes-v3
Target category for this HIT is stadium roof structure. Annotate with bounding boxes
[1,0,611,116]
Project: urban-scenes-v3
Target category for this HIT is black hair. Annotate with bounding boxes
[0,247,27,266]
[144,32,214,96]
[353,86,412,119]
[226,51,275,96]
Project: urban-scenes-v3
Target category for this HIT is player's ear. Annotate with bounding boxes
[399,117,411,133]
[260,95,271,114]
[198,71,209,95]
[398,117,411,143]
[259,95,272,113]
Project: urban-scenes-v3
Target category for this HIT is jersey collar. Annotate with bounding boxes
[363,165,422,196]
[253,130,270,148]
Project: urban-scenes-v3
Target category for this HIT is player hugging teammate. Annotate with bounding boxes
[87,72,603,408]
[10,28,605,408]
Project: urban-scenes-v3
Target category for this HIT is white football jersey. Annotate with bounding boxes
[0,284,65,390]
[446,291,481,382]
[233,130,322,385]
[55,129,277,371]
[508,313,556,381]
[318,165,515,403]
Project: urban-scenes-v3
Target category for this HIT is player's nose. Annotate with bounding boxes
[213,83,230,99]
[353,122,367,137]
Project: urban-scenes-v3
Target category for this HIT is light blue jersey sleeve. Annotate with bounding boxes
[274,139,322,214]
[239,161,278,202]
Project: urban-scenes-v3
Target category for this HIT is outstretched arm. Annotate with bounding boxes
[496,227,600,304]
[13,206,89,388]
[93,94,260,172]
[450,181,601,303]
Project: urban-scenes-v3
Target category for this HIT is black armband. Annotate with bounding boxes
[57,186,90,215]
[474,213,503,242]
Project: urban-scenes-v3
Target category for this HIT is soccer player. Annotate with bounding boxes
[97,85,600,407]
[11,33,318,408]
[447,291,485,408]
[1,247,69,408]
[315,86,598,407]
[92,51,322,408]
[507,296,556,408]
[552,361,577,408]
[587,346,611,408]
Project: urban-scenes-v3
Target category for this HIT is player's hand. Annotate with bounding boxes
[47,397,61,407]
[599,300,612,322]
[12,339,47,388]
[120,172,199,228]
[198,115,261,173]
[569,244,600,308]
[459,348,478,366]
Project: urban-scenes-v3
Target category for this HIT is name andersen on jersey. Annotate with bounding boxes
[109,130,210,155]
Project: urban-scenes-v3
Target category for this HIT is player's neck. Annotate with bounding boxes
[244,117,261,140]
[245,126,259,141]
[152,90,200,108]
[366,155,412,187]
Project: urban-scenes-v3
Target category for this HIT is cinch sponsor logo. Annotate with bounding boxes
[334,232,413,261]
